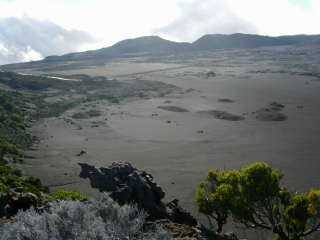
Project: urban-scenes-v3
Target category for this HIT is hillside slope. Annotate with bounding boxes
[1,33,320,71]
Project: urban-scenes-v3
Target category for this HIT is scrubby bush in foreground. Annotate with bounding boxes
[0,194,172,240]
[0,165,48,217]
[196,162,320,240]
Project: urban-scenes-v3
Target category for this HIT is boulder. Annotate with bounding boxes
[160,221,202,239]
[76,150,87,156]
[158,106,189,113]
[218,98,235,103]
[166,199,197,226]
[269,102,285,111]
[205,71,216,78]
[216,232,239,240]
[79,162,167,220]
[198,110,245,121]
[2,188,39,216]
[79,162,197,225]
[254,102,287,121]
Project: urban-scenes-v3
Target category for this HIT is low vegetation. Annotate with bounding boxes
[0,91,33,150]
[0,194,172,240]
[0,90,51,218]
[0,166,45,197]
[0,71,179,119]
[0,90,90,218]
[0,90,35,160]
[46,190,89,202]
[196,162,320,240]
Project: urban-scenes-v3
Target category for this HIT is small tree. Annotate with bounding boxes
[196,170,240,233]
[196,162,320,240]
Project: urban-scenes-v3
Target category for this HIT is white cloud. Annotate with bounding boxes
[0,43,42,65]
[0,16,95,64]
[0,0,180,48]
[228,0,320,36]
[20,46,42,62]
[155,0,257,42]
[156,0,320,41]
[0,0,319,64]
[0,43,10,57]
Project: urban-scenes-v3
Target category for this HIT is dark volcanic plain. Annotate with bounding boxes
[2,35,320,238]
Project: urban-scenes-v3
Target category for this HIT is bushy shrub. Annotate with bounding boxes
[196,162,320,240]
[0,194,172,240]
[0,165,47,197]
[0,90,48,217]
[0,165,47,217]
[47,190,89,202]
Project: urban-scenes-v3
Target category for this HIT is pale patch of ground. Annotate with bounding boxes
[53,62,186,77]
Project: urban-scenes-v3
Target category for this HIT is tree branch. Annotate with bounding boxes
[301,222,320,237]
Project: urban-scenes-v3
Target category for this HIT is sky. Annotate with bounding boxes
[0,0,319,64]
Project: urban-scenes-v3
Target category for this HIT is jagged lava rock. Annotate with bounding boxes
[1,188,39,217]
[79,162,197,225]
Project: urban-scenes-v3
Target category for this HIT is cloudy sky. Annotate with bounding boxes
[0,0,319,64]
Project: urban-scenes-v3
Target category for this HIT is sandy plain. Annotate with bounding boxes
[19,46,320,238]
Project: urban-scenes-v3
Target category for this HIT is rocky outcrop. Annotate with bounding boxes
[205,71,216,78]
[157,106,189,113]
[154,220,202,239]
[215,233,239,240]
[79,162,197,225]
[254,102,287,121]
[76,150,87,156]
[0,188,39,217]
[147,220,241,240]
[166,199,197,226]
[198,110,245,121]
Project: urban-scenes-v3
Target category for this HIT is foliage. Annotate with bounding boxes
[0,139,20,161]
[196,162,320,240]
[0,90,48,217]
[0,164,47,195]
[0,71,75,91]
[0,91,32,149]
[0,194,172,240]
[36,100,81,118]
[0,164,48,217]
[0,90,46,197]
[47,190,89,202]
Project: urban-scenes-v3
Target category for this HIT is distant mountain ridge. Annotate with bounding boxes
[193,33,320,50]
[44,36,191,62]
[44,33,320,61]
[2,33,320,69]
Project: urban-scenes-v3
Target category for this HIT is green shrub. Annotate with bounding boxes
[47,190,89,202]
[0,165,47,196]
[196,162,320,240]
[0,90,49,217]
[0,164,48,217]
[0,91,33,149]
